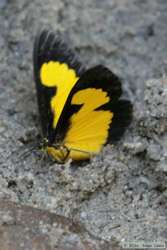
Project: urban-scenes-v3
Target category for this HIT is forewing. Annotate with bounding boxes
[33,29,84,142]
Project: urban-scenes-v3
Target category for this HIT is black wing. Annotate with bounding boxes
[55,65,132,146]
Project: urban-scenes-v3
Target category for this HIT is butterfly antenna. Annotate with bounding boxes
[8,143,40,163]
[19,145,39,160]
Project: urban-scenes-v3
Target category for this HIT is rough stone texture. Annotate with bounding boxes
[0,0,167,248]
[0,200,118,250]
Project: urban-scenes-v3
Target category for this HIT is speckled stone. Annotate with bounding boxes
[0,0,167,246]
[0,200,119,250]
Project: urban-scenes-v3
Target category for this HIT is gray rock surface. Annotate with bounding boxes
[0,200,117,250]
[0,0,167,247]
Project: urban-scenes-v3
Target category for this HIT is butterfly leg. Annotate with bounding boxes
[60,145,70,163]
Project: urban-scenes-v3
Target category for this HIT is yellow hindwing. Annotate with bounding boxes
[63,88,113,160]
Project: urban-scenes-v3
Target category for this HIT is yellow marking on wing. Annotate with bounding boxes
[63,88,113,160]
[40,61,78,128]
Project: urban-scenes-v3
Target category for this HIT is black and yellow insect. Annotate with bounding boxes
[33,29,132,163]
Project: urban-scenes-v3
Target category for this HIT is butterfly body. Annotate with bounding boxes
[33,29,132,163]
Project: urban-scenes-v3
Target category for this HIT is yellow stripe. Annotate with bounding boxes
[40,61,78,128]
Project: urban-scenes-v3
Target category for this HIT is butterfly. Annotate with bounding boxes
[33,29,132,163]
